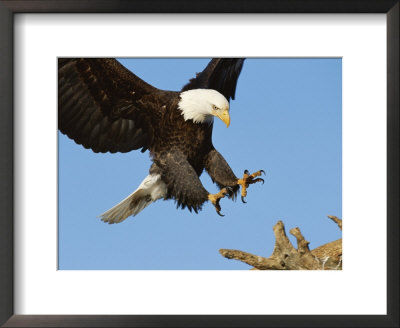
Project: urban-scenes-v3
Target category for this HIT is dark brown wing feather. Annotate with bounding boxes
[181,58,245,101]
[58,58,173,153]
[151,152,209,213]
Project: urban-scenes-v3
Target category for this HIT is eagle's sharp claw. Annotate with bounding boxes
[237,169,265,203]
[209,188,231,217]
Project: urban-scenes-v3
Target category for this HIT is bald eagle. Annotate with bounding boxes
[58,58,264,223]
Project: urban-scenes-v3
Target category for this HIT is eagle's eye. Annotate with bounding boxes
[212,105,219,111]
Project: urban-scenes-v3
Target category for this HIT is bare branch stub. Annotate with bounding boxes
[289,227,311,255]
[220,216,342,270]
[271,221,296,257]
[327,215,342,230]
[219,249,282,270]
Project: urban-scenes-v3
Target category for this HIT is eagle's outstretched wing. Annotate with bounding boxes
[58,58,245,154]
[58,58,172,153]
[181,58,245,101]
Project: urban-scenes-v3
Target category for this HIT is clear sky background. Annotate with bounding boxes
[58,58,342,270]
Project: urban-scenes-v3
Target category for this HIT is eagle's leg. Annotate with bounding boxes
[208,187,232,217]
[237,170,265,203]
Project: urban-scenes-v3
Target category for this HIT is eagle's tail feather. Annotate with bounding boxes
[99,174,167,224]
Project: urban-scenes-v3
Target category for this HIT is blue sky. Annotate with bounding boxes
[58,58,342,270]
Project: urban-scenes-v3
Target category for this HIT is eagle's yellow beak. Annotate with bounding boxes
[213,109,231,128]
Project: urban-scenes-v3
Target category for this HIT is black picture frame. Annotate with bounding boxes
[0,1,398,327]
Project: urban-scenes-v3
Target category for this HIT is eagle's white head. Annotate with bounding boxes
[178,89,230,127]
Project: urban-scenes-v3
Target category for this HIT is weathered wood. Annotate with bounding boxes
[327,215,342,230]
[220,215,342,270]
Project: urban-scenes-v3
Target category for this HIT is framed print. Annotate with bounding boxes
[1,1,398,327]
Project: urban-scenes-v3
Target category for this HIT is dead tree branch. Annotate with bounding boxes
[220,215,342,270]
[327,215,342,230]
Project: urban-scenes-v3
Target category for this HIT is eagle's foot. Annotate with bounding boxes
[237,169,265,203]
[208,187,233,217]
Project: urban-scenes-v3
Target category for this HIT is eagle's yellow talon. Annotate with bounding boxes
[237,169,265,203]
[208,188,230,216]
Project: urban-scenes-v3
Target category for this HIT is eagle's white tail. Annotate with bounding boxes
[100,174,167,224]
